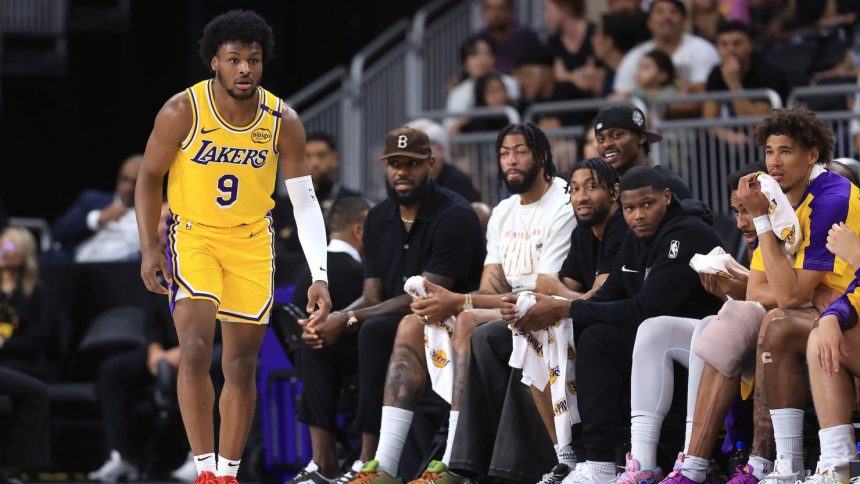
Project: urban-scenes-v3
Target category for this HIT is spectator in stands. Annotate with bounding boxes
[514,41,591,126]
[406,119,482,203]
[476,0,542,74]
[583,123,600,159]
[299,127,484,482]
[593,104,692,199]
[613,0,719,101]
[0,227,50,380]
[288,197,369,483]
[592,13,644,97]
[804,223,860,484]
[632,49,678,107]
[500,165,724,484]
[445,36,519,133]
[0,226,50,474]
[53,154,142,262]
[273,132,360,253]
[664,108,860,484]
[544,0,598,93]
[349,123,574,483]
[457,73,513,134]
[704,21,789,116]
[690,0,728,43]
[612,161,765,484]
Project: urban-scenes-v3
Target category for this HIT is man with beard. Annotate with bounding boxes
[347,123,575,483]
[501,166,723,484]
[593,104,692,200]
[134,10,332,484]
[273,132,361,253]
[303,127,485,483]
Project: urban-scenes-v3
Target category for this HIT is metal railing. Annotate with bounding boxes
[0,0,66,34]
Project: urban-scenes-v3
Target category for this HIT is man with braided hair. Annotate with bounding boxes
[348,123,575,483]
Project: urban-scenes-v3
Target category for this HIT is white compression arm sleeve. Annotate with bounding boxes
[285,175,329,284]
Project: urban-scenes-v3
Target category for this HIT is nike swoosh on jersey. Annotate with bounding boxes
[200,127,220,134]
[621,265,639,273]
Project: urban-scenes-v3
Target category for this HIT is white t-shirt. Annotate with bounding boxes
[613,33,720,94]
[485,177,576,293]
[444,74,521,129]
[75,206,140,263]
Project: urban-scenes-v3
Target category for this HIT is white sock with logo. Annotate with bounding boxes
[770,408,805,471]
[216,455,240,477]
[747,455,773,480]
[441,410,459,465]
[555,443,577,469]
[194,453,216,475]
[375,406,414,476]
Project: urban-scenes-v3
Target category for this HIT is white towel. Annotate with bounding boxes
[689,246,750,279]
[757,173,801,255]
[508,293,580,446]
[404,276,456,403]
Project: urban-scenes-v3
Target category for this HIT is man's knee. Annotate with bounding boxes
[222,352,258,384]
[395,314,424,342]
[758,308,793,352]
[180,336,213,371]
[695,301,766,378]
[632,316,667,360]
[358,315,397,349]
[452,311,485,350]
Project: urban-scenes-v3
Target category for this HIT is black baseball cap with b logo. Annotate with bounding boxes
[379,127,432,160]
[594,105,663,144]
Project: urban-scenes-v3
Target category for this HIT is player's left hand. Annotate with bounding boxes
[814,314,848,376]
[306,281,332,327]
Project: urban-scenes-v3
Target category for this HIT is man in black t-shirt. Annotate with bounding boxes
[703,21,789,144]
[298,128,484,483]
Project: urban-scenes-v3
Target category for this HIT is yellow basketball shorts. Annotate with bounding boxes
[166,213,274,324]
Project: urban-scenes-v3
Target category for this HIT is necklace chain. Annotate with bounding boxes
[401,217,415,224]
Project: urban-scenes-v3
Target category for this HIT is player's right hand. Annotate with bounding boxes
[141,246,172,295]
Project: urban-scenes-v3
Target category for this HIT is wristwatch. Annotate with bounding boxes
[346,310,359,327]
[463,293,474,311]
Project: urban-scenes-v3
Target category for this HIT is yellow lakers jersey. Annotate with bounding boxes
[168,79,281,227]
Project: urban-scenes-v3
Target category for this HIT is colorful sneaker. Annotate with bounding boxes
[537,463,573,484]
[759,459,803,484]
[408,460,470,483]
[348,460,403,484]
[287,461,336,483]
[658,472,703,484]
[663,453,685,480]
[194,471,218,484]
[336,461,365,483]
[614,453,664,484]
[87,450,140,482]
[726,464,760,484]
[798,468,846,484]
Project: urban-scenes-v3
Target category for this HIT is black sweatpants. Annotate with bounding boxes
[576,323,637,462]
[98,348,152,456]
[0,366,50,467]
[449,320,556,482]
[355,315,403,435]
[299,331,358,432]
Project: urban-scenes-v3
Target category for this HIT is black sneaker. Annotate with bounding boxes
[285,461,336,484]
[335,460,365,483]
[537,463,573,484]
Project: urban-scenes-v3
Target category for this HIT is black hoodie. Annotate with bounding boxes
[568,197,724,329]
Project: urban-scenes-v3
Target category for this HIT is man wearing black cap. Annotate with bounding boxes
[299,127,485,482]
[594,104,693,200]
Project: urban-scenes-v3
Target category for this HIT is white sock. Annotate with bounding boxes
[747,455,773,480]
[216,454,240,477]
[441,410,459,465]
[375,406,414,476]
[194,453,216,475]
[818,424,855,473]
[587,461,616,481]
[684,418,693,454]
[680,455,709,483]
[770,408,805,470]
[555,443,577,468]
[631,412,662,470]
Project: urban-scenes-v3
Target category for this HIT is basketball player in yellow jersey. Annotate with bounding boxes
[135,10,331,484]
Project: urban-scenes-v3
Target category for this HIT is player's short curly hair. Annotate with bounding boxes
[753,108,833,165]
[199,10,275,67]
